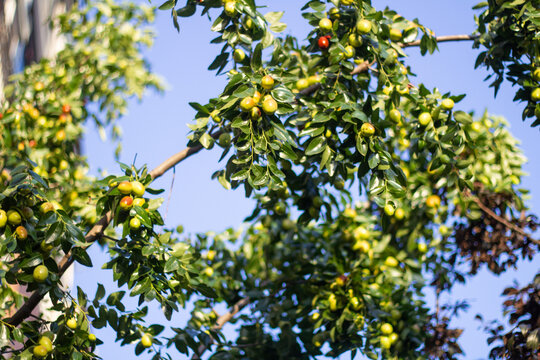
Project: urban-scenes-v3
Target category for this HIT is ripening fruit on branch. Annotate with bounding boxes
[88,333,97,341]
[356,19,372,34]
[319,18,333,32]
[206,250,216,261]
[349,296,362,311]
[33,265,49,282]
[360,123,375,137]
[384,203,395,216]
[203,267,214,276]
[354,226,369,240]
[353,240,370,253]
[384,257,399,267]
[296,78,309,90]
[531,87,540,102]
[233,48,246,63]
[380,336,392,349]
[262,96,278,114]
[33,345,48,358]
[318,36,330,50]
[328,293,338,311]
[55,129,66,141]
[426,194,441,208]
[348,33,362,47]
[343,207,356,218]
[39,336,53,353]
[389,109,401,123]
[40,240,54,252]
[133,198,146,207]
[224,1,236,17]
[131,181,145,197]
[7,210,22,225]
[335,274,347,287]
[394,208,405,220]
[15,226,28,240]
[66,317,77,329]
[252,90,261,104]
[342,45,355,59]
[418,243,428,253]
[340,0,353,5]
[441,98,455,110]
[389,28,402,41]
[141,333,153,348]
[62,104,71,113]
[218,132,232,147]
[381,323,394,335]
[533,68,540,82]
[240,96,256,112]
[329,8,340,19]
[210,110,221,123]
[471,121,482,132]
[118,181,133,194]
[0,210,7,227]
[261,75,275,90]
[250,107,262,120]
[34,82,45,92]
[129,217,141,229]
[119,196,134,210]
[418,112,432,126]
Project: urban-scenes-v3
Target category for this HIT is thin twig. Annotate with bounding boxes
[468,195,540,245]
[351,59,376,75]
[192,297,250,360]
[401,34,479,48]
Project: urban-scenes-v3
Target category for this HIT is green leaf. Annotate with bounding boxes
[194,283,218,298]
[272,122,297,148]
[95,284,106,301]
[177,3,196,17]
[189,102,210,115]
[320,146,332,170]
[271,86,295,103]
[72,247,93,267]
[251,43,262,70]
[453,110,473,124]
[231,170,249,181]
[158,0,176,10]
[305,136,326,156]
[368,153,380,169]
[199,133,214,149]
[264,11,284,25]
[164,257,180,273]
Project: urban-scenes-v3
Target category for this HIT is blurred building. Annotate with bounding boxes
[0,0,72,98]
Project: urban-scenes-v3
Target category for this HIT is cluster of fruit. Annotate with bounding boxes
[114,180,147,230]
[31,317,99,357]
[239,75,277,116]
[0,180,58,284]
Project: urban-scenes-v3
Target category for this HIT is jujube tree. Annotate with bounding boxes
[0,0,538,359]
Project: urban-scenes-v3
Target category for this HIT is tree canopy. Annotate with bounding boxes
[0,0,538,359]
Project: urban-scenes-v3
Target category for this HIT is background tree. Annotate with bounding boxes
[0,0,538,359]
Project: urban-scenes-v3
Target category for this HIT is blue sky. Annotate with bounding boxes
[76,1,539,359]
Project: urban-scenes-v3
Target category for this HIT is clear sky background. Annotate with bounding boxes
[74,1,539,359]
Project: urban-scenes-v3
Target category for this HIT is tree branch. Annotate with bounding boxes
[192,297,250,360]
[5,131,222,327]
[349,34,479,75]
[468,195,540,245]
[401,34,479,48]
